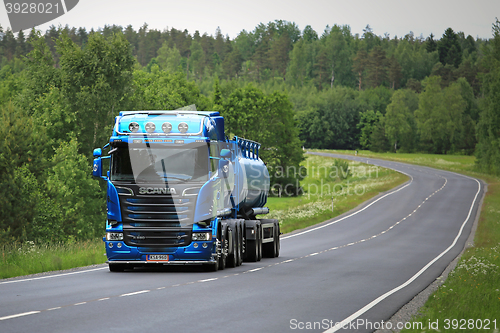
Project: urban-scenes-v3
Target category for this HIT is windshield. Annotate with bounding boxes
[110,143,209,184]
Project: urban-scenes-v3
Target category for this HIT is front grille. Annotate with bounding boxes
[121,197,193,225]
[123,226,192,247]
[115,184,200,247]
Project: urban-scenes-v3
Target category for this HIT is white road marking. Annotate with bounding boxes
[324,177,481,333]
[0,267,108,285]
[198,278,218,282]
[119,290,150,297]
[0,311,40,321]
[281,169,413,240]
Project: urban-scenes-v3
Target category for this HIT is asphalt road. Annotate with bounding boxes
[0,152,483,333]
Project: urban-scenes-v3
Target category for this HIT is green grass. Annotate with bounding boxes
[315,149,500,332]
[266,154,409,234]
[0,239,106,279]
[315,149,476,173]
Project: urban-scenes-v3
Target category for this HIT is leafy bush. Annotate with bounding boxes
[329,159,351,180]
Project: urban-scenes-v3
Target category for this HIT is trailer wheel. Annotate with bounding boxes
[244,221,260,262]
[261,219,279,258]
[245,239,258,262]
[257,224,262,261]
[274,222,280,258]
[235,223,242,267]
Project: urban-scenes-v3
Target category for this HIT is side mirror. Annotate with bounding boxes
[93,156,109,180]
[93,157,103,178]
[93,148,102,158]
[220,149,232,159]
[219,159,229,178]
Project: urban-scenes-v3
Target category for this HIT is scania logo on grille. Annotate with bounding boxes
[139,187,177,195]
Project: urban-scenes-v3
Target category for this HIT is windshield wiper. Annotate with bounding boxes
[162,175,191,182]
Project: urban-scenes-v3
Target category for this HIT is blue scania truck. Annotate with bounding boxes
[92,110,280,272]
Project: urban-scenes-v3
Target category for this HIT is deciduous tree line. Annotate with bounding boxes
[0,30,303,243]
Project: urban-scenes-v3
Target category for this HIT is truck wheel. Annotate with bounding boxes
[274,222,280,258]
[218,227,227,270]
[109,264,126,272]
[235,224,242,267]
[257,225,262,261]
[226,226,237,268]
[262,239,276,258]
[204,260,219,272]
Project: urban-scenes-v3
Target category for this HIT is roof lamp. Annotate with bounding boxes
[129,122,139,133]
[178,122,189,133]
[145,122,156,133]
[162,122,172,133]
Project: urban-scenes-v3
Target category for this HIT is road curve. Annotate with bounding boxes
[0,152,483,333]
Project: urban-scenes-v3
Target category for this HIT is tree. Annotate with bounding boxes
[57,31,135,155]
[0,104,47,241]
[157,42,182,72]
[366,46,388,88]
[438,28,462,68]
[388,55,402,89]
[426,33,437,52]
[384,89,418,152]
[221,84,305,193]
[475,19,500,174]
[353,49,368,90]
[415,76,465,153]
[357,110,383,149]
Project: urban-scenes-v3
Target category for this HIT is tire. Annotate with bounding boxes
[204,260,219,272]
[226,226,237,268]
[274,222,280,258]
[218,227,227,270]
[262,239,276,258]
[261,219,279,258]
[235,223,242,267]
[245,240,258,262]
[109,264,126,272]
[257,225,262,261]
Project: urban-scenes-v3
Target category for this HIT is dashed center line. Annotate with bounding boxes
[120,290,150,297]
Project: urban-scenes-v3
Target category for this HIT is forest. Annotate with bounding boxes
[1,19,500,243]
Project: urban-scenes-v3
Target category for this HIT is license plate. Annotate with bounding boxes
[147,254,169,261]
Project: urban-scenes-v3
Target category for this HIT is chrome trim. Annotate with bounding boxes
[250,207,270,215]
[115,186,134,196]
[182,187,201,196]
[217,208,232,217]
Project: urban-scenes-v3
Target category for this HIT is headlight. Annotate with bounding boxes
[192,232,212,241]
[106,232,123,241]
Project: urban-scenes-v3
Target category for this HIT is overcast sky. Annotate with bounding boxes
[1,0,499,39]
